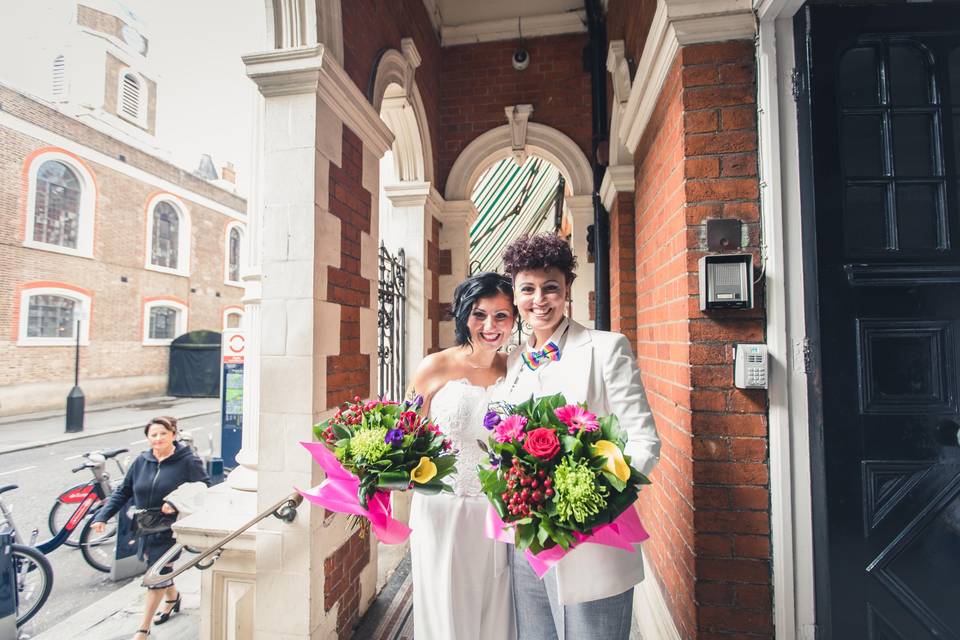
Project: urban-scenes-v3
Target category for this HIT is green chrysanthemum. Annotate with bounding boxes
[350,427,391,461]
[553,457,608,524]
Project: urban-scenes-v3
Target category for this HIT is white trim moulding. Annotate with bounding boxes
[441,10,587,47]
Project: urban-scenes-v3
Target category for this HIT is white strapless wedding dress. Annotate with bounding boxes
[409,378,516,640]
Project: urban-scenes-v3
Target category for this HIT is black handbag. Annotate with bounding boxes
[131,507,177,537]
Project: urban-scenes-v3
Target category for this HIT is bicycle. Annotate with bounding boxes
[47,446,128,548]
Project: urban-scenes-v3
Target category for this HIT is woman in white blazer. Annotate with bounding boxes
[495,233,660,640]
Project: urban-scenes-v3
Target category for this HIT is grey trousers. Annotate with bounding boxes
[511,548,634,640]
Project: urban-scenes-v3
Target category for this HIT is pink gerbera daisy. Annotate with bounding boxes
[554,404,600,434]
[494,415,528,443]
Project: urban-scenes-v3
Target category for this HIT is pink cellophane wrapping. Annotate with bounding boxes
[297,441,411,544]
[485,504,650,578]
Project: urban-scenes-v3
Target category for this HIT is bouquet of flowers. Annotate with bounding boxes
[478,393,651,575]
[298,395,457,543]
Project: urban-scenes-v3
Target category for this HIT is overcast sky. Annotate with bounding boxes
[0,0,266,196]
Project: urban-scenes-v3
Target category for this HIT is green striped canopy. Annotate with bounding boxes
[469,156,564,274]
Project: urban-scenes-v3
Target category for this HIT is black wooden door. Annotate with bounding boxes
[802,5,960,639]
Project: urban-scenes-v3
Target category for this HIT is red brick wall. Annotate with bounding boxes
[606,0,658,70]
[323,527,371,639]
[340,0,442,182]
[0,127,244,393]
[426,216,441,353]
[325,127,373,408]
[682,40,770,639]
[439,33,592,192]
[632,40,770,639]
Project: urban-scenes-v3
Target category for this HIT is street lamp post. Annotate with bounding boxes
[65,318,85,433]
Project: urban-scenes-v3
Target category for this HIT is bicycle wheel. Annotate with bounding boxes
[48,497,101,548]
[12,543,53,627]
[78,514,117,573]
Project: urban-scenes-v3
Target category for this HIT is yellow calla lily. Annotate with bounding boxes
[592,440,631,483]
[410,456,437,484]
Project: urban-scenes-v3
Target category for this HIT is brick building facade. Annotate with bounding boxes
[175,2,960,640]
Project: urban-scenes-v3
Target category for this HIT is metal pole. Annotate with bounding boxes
[65,319,85,433]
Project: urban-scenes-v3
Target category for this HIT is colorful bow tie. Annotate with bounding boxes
[522,341,561,371]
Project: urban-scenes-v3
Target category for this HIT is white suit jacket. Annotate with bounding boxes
[500,319,661,604]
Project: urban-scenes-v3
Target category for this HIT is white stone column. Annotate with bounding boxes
[566,194,595,329]
[228,87,265,493]
[383,181,431,373]
[437,199,476,347]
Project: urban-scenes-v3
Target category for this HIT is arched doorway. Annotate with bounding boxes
[446,122,596,328]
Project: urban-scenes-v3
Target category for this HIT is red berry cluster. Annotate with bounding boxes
[501,458,554,519]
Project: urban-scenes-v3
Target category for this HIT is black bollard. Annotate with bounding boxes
[65,385,85,433]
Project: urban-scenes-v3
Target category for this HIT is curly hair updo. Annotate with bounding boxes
[450,272,516,346]
[501,233,578,285]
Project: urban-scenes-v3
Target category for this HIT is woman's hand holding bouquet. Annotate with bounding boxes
[478,393,650,575]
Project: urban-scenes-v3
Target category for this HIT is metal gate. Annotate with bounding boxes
[378,242,406,401]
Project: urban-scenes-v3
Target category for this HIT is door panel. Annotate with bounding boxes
[803,5,960,639]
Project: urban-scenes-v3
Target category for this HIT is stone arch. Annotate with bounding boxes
[444,123,593,200]
[264,0,343,63]
[371,42,434,183]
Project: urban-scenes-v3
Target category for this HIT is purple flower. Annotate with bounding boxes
[384,428,404,448]
[412,394,424,409]
[483,411,501,430]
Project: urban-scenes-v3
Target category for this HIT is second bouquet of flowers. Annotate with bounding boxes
[298,395,457,543]
[478,393,651,575]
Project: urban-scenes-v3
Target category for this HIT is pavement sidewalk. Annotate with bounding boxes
[0,396,219,454]
[31,567,201,640]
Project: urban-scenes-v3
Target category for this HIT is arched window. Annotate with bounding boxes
[52,55,66,99]
[18,284,92,346]
[145,194,190,276]
[118,70,146,125]
[152,201,179,268]
[24,150,96,258]
[34,161,80,248]
[143,298,188,345]
[225,222,244,286]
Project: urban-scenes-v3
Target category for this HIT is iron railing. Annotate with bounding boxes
[378,243,406,401]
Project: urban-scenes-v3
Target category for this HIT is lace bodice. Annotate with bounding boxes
[429,378,500,497]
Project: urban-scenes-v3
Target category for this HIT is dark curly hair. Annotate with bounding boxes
[450,272,516,347]
[501,233,578,285]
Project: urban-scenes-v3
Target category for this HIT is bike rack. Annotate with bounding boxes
[141,492,302,588]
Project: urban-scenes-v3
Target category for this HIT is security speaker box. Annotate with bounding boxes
[698,254,753,310]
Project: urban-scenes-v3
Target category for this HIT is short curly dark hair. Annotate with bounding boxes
[501,233,577,285]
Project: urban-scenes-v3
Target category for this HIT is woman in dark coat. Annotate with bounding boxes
[91,416,209,639]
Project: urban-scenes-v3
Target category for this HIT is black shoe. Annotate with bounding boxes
[154,593,181,625]
[134,630,150,638]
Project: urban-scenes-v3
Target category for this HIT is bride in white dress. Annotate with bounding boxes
[407,272,517,640]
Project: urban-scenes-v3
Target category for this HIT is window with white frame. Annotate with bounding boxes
[143,299,187,345]
[18,286,91,346]
[25,151,96,257]
[118,70,145,125]
[145,194,190,276]
[225,222,244,285]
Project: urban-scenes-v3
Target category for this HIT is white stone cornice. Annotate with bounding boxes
[600,165,636,211]
[243,45,325,97]
[245,44,393,156]
[384,181,432,207]
[617,0,756,154]
[438,199,477,227]
[506,104,534,165]
[441,10,587,46]
[565,194,595,222]
[401,38,422,69]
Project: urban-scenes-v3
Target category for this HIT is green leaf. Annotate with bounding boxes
[332,424,352,440]
[377,470,412,490]
[560,435,582,456]
[601,470,627,492]
[518,523,537,551]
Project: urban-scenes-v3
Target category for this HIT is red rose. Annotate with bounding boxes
[522,427,561,460]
